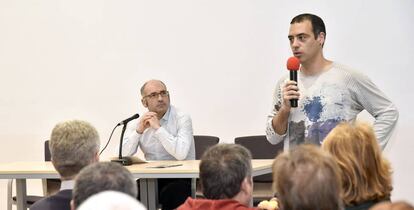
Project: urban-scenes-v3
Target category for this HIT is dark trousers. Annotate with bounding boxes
[137,178,191,210]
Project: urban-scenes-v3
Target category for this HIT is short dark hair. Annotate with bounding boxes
[272,144,343,210]
[73,162,137,208]
[291,13,326,40]
[199,144,252,199]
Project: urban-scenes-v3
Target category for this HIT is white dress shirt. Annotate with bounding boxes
[60,180,75,191]
[122,105,195,160]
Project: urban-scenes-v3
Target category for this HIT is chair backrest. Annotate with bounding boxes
[44,140,61,195]
[44,140,51,161]
[193,135,220,160]
[234,135,283,182]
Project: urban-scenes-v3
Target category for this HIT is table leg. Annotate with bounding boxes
[139,179,148,207]
[147,179,158,210]
[15,179,27,210]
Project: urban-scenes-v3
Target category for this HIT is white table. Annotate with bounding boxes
[0,159,274,210]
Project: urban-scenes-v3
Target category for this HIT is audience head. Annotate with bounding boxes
[199,143,253,206]
[77,191,146,210]
[272,144,343,210]
[50,120,100,180]
[322,122,392,206]
[370,201,414,210]
[72,162,137,209]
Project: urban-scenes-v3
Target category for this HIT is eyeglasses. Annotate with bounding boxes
[143,90,169,100]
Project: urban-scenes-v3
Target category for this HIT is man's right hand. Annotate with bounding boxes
[281,80,300,111]
[271,80,300,135]
[136,112,158,134]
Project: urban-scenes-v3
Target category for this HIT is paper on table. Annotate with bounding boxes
[146,164,183,168]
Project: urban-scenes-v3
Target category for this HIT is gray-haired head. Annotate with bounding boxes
[199,143,252,200]
[272,144,343,210]
[72,162,137,208]
[50,120,100,179]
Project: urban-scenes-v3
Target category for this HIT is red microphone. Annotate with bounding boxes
[286,57,300,107]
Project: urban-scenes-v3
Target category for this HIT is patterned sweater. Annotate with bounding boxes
[266,62,398,150]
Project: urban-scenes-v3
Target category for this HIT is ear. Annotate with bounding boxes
[239,177,254,206]
[141,98,148,108]
[70,199,75,210]
[240,177,253,196]
[318,32,326,46]
[94,151,100,162]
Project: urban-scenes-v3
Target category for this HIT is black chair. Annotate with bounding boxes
[43,140,61,195]
[234,135,283,204]
[192,135,220,197]
[194,135,220,159]
[7,140,61,210]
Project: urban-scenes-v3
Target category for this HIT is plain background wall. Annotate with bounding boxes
[0,0,413,208]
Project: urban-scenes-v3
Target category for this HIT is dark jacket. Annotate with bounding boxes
[30,189,72,210]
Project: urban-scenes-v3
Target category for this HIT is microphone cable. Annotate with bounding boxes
[99,124,118,156]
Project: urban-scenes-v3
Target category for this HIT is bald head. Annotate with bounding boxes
[140,79,170,117]
[140,80,167,97]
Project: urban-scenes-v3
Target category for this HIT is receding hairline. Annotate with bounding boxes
[140,79,167,96]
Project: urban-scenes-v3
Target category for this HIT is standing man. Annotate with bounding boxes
[266,13,398,150]
[122,79,195,210]
[30,120,100,210]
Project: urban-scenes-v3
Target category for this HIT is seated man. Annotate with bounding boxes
[30,120,100,210]
[178,144,257,210]
[122,79,195,209]
[272,144,343,210]
[71,162,139,209]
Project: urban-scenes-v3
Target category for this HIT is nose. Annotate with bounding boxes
[157,94,164,101]
[291,37,299,48]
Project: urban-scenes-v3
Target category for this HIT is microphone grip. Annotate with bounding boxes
[289,71,298,108]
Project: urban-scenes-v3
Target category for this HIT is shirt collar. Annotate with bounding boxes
[60,180,75,191]
[160,106,171,124]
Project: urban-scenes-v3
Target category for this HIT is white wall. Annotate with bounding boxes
[1,0,413,208]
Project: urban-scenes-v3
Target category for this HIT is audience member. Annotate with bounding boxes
[30,120,100,210]
[71,162,138,209]
[77,191,146,210]
[370,201,414,210]
[322,122,393,210]
[272,144,343,210]
[178,144,257,210]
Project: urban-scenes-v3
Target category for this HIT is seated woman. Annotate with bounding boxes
[322,122,393,210]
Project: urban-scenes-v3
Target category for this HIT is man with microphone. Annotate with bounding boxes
[266,13,398,150]
[122,79,195,210]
